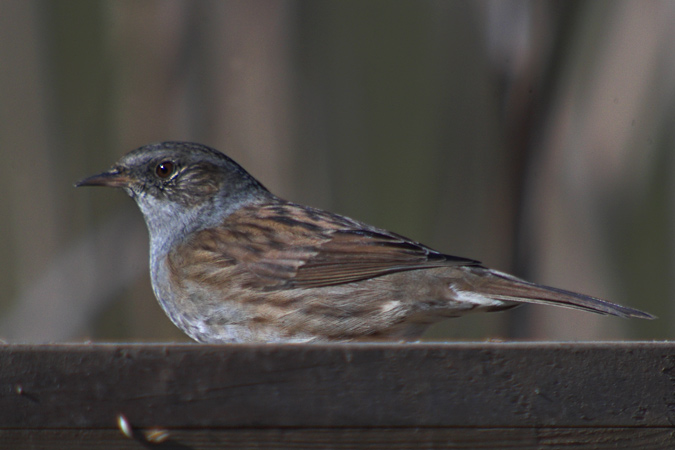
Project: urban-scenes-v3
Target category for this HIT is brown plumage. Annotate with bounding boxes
[77,142,654,343]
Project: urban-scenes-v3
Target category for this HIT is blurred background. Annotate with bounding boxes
[1,0,673,343]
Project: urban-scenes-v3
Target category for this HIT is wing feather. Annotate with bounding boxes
[174,201,479,289]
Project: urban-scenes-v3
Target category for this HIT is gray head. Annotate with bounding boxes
[77,141,271,251]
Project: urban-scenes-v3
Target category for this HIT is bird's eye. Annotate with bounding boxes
[155,161,176,179]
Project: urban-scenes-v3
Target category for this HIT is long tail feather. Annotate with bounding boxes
[474,269,655,319]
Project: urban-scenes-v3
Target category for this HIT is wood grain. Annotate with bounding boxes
[1,342,675,448]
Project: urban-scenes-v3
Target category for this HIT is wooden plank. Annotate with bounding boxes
[1,342,675,449]
[1,427,673,450]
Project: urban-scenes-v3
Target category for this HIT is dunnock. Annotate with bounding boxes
[77,141,654,342]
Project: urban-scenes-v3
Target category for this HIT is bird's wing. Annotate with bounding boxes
[171,202,479,289]
[288,228,478,288]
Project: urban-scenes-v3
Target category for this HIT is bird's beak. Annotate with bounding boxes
[75,168,133,188]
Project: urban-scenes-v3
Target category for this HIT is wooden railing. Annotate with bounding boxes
[2,342,674,449]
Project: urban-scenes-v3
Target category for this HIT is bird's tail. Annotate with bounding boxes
[469,268,655,319]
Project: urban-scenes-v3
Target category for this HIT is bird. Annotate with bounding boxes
[76,141,654,343]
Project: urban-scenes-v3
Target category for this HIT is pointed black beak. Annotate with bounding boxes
[75,168,133,188]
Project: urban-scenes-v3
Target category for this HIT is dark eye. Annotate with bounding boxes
[155,161,176,179]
